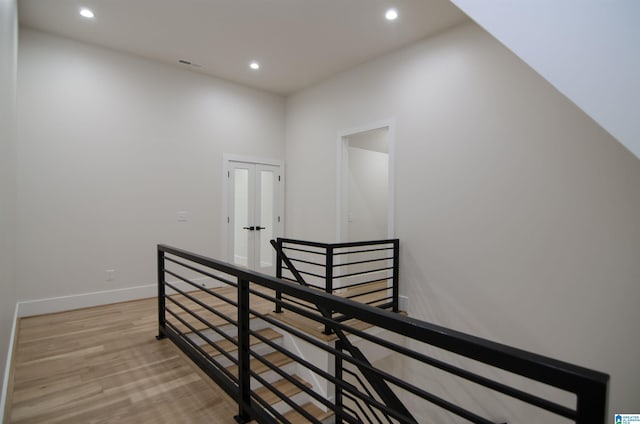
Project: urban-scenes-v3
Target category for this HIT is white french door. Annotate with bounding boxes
[227,160,283,275]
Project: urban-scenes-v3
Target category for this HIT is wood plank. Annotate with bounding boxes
[226,350,293,377]
[202,327,282,356]
[269,310,379,342]
[165,285,276,333]
[252,375,310,406]
[271,280,405,341]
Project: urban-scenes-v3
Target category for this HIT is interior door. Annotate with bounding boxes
[228,161,282,275]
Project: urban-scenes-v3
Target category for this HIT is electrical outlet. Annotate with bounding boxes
[177,211,188,222]
[105,269,116,282]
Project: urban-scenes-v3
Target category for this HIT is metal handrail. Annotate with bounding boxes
[271,240,417,423]
[274,237,400,316]
[156,244,609,424]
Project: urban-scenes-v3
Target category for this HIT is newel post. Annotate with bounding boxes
[156,246,167,340]
[235,277,253,423]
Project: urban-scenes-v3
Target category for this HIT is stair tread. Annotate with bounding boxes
[201,327,282,356]
[270,307,407,341]
[165,285,276,332]
[340,280,387,297]
[253,375,311,406]
[283,402,333,423]
[270,310,374,341]
[226,350,294,376]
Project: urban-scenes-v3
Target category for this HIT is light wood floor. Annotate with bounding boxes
[8,297,239,424]
[7,281,393,423]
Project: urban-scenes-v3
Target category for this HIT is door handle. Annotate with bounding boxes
[242,226,255,231]
[255,226,266,231]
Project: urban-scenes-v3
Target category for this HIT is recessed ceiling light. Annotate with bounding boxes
[385,8,398,21]
[249,61,260,70]
[79,8,95,19]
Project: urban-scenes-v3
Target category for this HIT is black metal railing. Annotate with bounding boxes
[156,244,609,424]
[274,238,399,317]
[271,239,416,423]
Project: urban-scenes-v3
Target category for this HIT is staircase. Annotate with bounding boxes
[167,284,339,423]
[202,319,331,423]
[157,243,609,424]
[167,279,400,423]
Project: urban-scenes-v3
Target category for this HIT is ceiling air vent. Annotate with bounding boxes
[177,59,202,68]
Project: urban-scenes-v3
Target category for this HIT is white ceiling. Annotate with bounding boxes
[18,0,468,95]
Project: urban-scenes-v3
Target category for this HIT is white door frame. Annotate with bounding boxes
[336,119,396,242]
[222,154,285,266]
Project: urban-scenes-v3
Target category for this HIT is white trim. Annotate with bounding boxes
[15,277,222,318]
[336,135,348,242]
[0,304,18,424]
[16,285,158,317]
[336,118,396,242]
[387,121,397,240]
[222,154,284,168]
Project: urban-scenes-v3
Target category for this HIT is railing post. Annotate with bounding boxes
[274,238,283,313]
[156,246,167,340]
[334,339,344,424]
[235,277,253,423]
[324,245,334,335]
[575,383,608,424]
[392,239,399,313]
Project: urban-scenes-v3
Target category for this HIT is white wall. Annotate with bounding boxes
[452,0,640,160]
[0,0,18,416]
[347,146,388,242]
[285,21,640,419]
[16,29,285,308]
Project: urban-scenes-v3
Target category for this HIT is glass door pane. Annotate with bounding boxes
[233,167,251,267]
[258,169,275,272]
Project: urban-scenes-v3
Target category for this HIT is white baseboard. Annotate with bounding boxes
[17,277,225,318]
[0,303,19,424]
[234,255,248,267]
[17,284,157,318]
[399,294,409,311]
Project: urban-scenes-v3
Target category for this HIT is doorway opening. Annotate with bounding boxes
[337,121,395,243]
